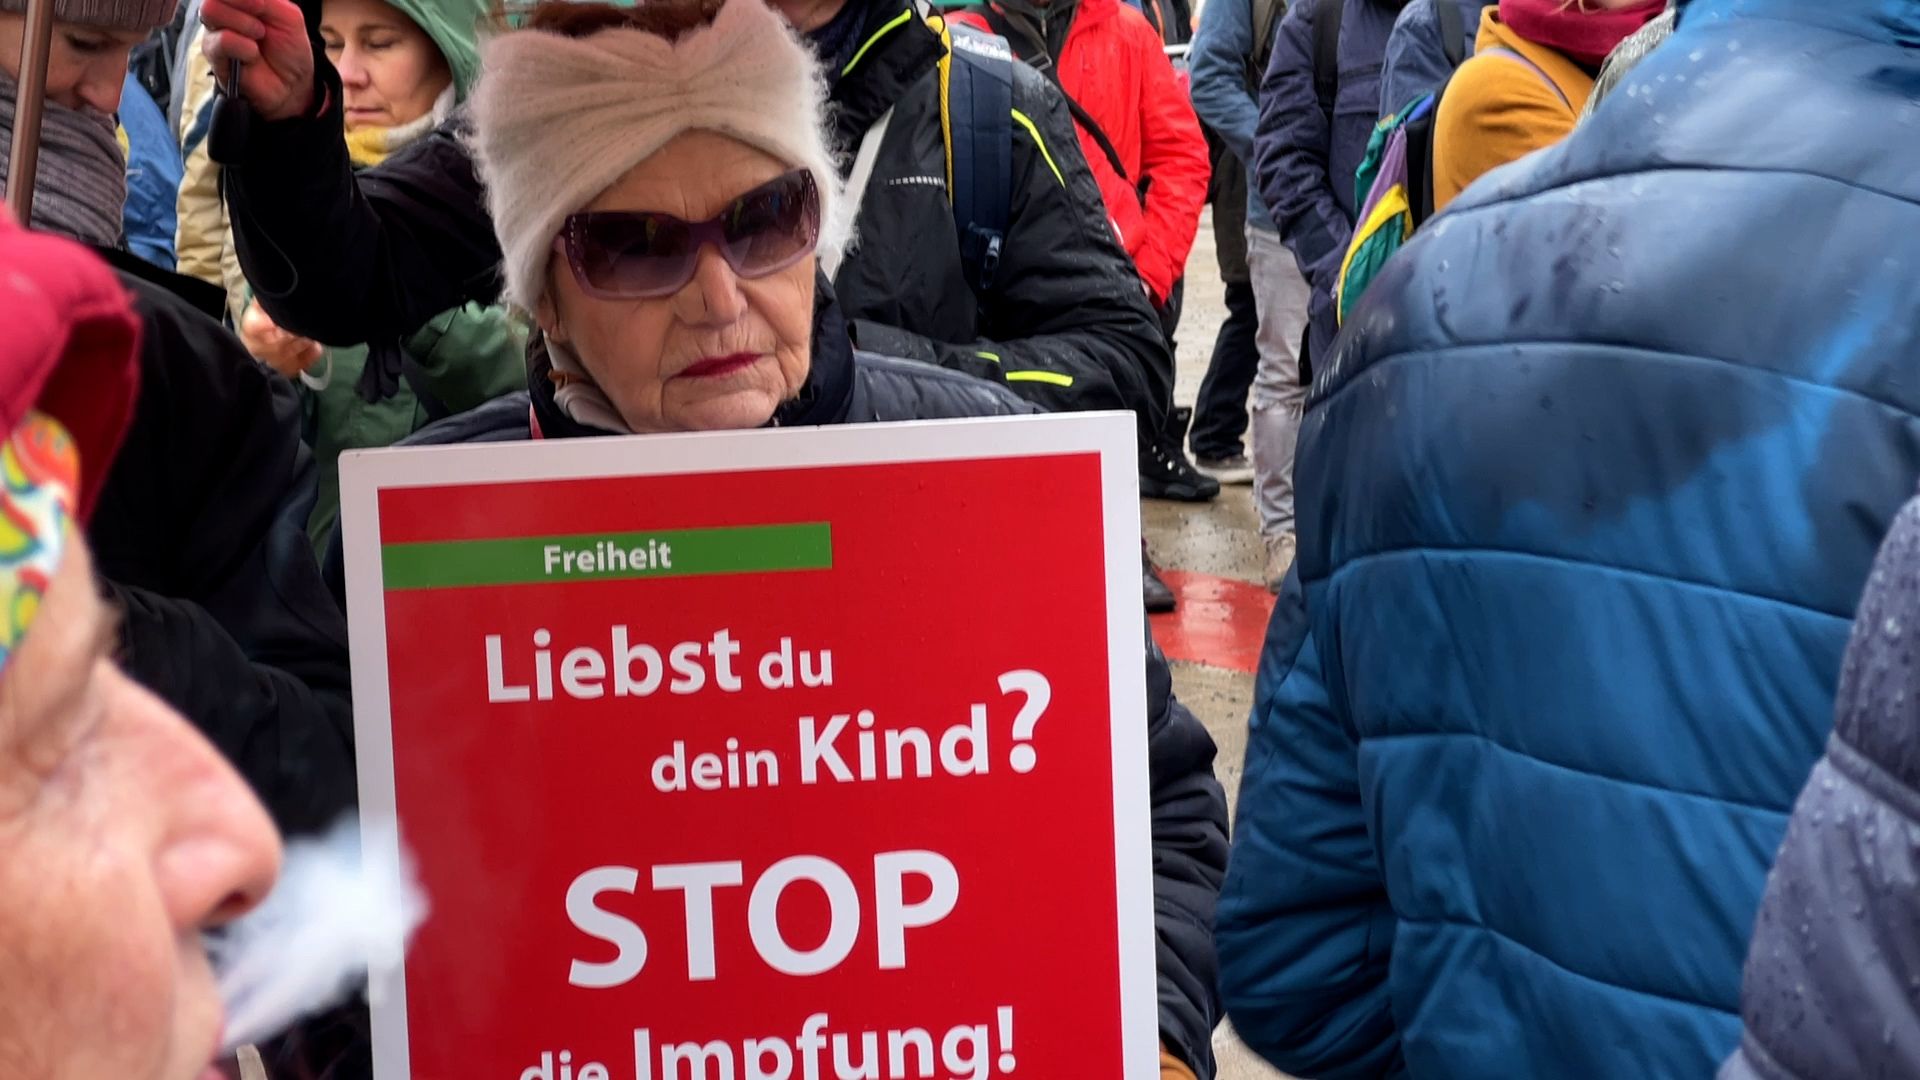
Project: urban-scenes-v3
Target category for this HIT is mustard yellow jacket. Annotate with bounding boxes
[1431,8,1594,212]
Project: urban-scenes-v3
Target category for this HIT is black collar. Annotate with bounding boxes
[94,246,229,323]
[526,270,857,438]
[828,0,947,151]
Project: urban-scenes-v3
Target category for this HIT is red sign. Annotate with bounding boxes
[340,415,1156,1080]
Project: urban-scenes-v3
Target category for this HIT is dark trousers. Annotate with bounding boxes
[1155,278,1186,439]
[1158,277,1186,346]
[1189,277,1259,459]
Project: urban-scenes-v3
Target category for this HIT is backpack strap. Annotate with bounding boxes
[1404,78,1446,226]
[1479,45,1572,109]
[940,20,1017,295]
[981,4,1133,185]
[1248,0,1285,90]
[1436,0,1466,70]
[1311,0,1342,116]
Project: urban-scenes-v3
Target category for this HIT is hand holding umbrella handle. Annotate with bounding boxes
[209,59,257,167]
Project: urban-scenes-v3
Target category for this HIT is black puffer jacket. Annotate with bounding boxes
[225,0,1172,439]
[90,270,356,836]
[330,288,1228,1076]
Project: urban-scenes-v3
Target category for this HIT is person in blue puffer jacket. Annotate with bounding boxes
[1721,491,1920,1080]
[1218,0,1920,1077]
[1252,0,1400,372]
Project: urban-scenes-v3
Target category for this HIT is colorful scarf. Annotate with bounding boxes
[0,412,79,672]
[1499,0,1666,67]
[343,83,456,168]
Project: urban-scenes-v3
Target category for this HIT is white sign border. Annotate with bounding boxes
[339,411,1156,1079]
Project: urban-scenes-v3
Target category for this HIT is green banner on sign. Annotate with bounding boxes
[383,523,832,590]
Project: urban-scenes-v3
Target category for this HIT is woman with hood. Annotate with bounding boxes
[1430,0,1663,210]
[225,0,524,550]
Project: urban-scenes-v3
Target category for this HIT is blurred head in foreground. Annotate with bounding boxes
[0,209,281,1079]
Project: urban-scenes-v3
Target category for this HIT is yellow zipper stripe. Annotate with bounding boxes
[1009,109,1065,187]
[844,8,916,76]
[1006,371,1074,387]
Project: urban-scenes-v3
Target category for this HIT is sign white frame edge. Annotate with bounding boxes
[338,411,1156,1079]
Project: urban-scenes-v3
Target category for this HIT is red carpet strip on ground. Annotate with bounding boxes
[1148,570,1275,675]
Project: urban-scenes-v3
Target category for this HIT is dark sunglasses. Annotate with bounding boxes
[551,169,822,300]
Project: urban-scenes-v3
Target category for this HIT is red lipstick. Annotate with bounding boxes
[679,353,760,379]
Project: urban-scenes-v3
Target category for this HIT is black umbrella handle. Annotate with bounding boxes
[208,59,255,166]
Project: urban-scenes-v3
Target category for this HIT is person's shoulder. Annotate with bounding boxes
[850,352,1038,420]
[1436,33,1577,138]
[1005,48,1061,107]
[1392,0,1437,33]
[402,392,536,445]
[1835,492,1920,755]
[366,104,478,181]
[1106,0,1165,44]
[115,268,254,391]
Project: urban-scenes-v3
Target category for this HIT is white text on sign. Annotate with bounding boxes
[566,851,960,986]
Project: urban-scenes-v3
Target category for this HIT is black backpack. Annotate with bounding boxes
[1394,1,1471,226]
[941,21,1019,295]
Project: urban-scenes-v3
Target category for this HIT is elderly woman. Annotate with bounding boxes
[405,1,1227,1075]
[0,213,281,1080]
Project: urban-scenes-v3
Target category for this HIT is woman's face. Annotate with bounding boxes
[321,0,450,130]
[539,131,816,434]
[0,543,280,1080]
[0,13,146,113]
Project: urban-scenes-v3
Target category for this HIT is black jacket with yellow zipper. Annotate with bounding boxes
[226,0,1173,442]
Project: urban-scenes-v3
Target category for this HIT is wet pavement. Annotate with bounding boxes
[1154,211,1292,1080]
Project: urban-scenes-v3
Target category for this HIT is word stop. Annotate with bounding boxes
[566,851,960,988]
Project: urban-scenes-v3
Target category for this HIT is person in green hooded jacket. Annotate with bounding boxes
[233,0,524,551]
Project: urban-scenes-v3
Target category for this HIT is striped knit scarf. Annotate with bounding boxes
[0,71,126,248]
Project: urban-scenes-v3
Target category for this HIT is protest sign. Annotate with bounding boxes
[339,413,1156,1080]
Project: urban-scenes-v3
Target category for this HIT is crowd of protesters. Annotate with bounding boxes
[2,0,1918,1075]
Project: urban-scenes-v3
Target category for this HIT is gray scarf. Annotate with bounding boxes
[0,70,127,248]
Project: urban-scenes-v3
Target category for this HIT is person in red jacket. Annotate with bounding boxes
[953,0,1210,324]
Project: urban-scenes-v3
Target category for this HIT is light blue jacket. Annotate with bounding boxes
[1188,0,1278,232]
[120,71,182,270]
[1219,0,1920,1075]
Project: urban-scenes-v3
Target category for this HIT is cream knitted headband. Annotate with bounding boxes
[467,0,851,313]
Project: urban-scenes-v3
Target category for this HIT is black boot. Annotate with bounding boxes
[1143,546,1176,613]
[1140,407,1221,502]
